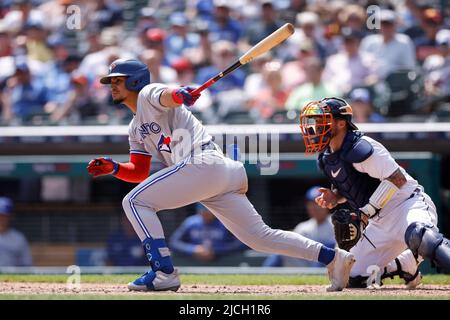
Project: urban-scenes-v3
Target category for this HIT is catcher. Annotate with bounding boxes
[299,97,450,288]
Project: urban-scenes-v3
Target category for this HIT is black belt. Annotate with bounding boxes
[201,141,217,151]
[408,187,421,200]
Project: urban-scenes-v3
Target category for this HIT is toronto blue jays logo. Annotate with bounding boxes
[157,134,172,153]
[138,122,161,140]
[109,62,116,73]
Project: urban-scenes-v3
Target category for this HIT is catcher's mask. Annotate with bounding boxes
[299,97,358,154]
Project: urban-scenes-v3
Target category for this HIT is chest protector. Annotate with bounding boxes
[318,131,380,210]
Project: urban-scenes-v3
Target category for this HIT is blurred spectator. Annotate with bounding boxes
[281,39,316,91]
[50,73,100,124]
[88,0,123,29]
[423,29,450,101]
[0,21,13,57]
[141,49,177,84]
[263,186,335,267]
[248,61,289,119]
[183,20,213,69]
[0,197,32,267]
[136,7,158,32]
[245,1,283,46]
[399,0,427,38]
[2,0,45,35]
[106,215,146,266]
[24,20,53,63]
[170,57,213,114]
[38,0,77,33]
[165,12,200,65]
[338,4,367,35]
[78,26,132,80]
[196,40,245,96]
[279,0,307,25]
[144,28,170,66]
[43,55,82,119]
[360,9,417,79]
[285,57,339,110]
[208,0,242,43]
[2,60,50,124]
[169,203,245,262]
[244,53,274,101]
[347,88,385,123]
[323,28,378,94]
[414,8,444,62]
[288,11,329,61]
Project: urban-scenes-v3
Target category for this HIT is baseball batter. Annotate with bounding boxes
[87,59,355,292]
[299,97,450,288]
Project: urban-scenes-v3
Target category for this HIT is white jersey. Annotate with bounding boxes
[128,83,212,166]
[352,136,420,214]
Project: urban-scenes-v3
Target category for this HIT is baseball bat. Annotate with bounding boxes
[191,23,295,95]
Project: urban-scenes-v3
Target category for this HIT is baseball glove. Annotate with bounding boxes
[331,208,367,251]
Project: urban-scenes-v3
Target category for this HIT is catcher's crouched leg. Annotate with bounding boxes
[405,222,450,273]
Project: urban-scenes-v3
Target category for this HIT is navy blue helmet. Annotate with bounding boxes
[100,59,150,92]
[320,97,358,130]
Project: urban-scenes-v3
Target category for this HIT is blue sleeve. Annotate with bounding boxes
[169,220,197,256]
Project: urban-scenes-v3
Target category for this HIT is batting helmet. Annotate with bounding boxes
[100,59,150,92]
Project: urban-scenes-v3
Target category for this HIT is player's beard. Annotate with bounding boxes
[113,97,125,104]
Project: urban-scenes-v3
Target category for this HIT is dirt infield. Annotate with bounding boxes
[1,282,450,297]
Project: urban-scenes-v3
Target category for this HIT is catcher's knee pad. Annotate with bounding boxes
[405,222,450,273]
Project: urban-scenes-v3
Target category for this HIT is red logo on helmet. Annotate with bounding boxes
[109,62,116,73]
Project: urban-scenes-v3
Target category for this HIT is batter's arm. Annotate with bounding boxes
[160,87,200,108]
[160,87,183,108]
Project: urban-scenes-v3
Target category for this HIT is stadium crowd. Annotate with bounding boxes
[0,0,449,126]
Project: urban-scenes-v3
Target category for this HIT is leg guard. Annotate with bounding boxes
[143,237,174,274]
[405,222,450,273]
[382,258,420,286]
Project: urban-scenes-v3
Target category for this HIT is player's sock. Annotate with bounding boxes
[318,246,336,265]
[143,237,175,274]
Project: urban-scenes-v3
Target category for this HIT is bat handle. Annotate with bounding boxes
[191,78,216,95]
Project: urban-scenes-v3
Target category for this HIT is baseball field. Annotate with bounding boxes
[1,274,450,300]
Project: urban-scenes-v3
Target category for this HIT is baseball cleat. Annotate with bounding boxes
[326,248,356,292]
[128,269,181,292]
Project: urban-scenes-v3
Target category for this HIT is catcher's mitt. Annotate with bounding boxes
[331,208,366,251]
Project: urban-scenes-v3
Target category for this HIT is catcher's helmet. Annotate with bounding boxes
[100,59,150,92]
[299,97,358,153]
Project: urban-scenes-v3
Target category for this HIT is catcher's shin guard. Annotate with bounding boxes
[405,222,450,273]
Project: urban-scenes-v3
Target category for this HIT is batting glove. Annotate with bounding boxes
[87,157,119,177]
[172,86,200,106]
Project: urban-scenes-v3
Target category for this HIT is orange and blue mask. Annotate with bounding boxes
[299,101,334,154]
